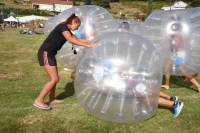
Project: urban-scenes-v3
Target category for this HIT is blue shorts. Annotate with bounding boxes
[175,56,184,65]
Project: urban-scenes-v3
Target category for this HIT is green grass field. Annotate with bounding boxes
[0,29,200,133]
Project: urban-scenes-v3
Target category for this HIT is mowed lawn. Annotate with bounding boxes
[0,29,200,133]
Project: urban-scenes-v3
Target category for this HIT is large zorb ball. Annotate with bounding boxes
[74,31,163,123]
[115,19,143,33]
[56,29,85,69]
[56,42,83,69]
[44,5,118,40]
[45,5,118,69]
[144,8,200,75]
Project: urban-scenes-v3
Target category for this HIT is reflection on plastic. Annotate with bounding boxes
[44,5,118,41]
[74,31,163,123]
[47,5,118,70]
[56,42,83,69]
[144,8,200,75]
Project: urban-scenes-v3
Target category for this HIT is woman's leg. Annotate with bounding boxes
[48,84,64,104]
[159,92,171,99]
[162,58,172,89]
[180,65,200,93]
[47,67,64,104]
[49,85,56,101]
[159,97,184,118]
[189,77,200,93]
[162,74,170,89]
[158,97,174,108]
[48,66,58,102]
[34,65,59,106]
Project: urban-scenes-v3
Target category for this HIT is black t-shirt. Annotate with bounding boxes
[40,23,72,55]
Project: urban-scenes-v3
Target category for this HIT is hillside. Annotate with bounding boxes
[0,0,170,19]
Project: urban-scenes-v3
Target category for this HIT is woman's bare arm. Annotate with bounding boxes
[71,35,90,43]
[62,31,96,48]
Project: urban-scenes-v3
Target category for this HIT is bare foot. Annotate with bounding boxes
[33,100,50,110]
[161,85,170,90]
[183,77,189,82]
[197,87,200,93]
[49,99,64,105]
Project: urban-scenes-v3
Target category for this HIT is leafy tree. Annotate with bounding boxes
[147,0,153,15]
[189,0,200,7]
[99,0,110,8]
[84,0,92,5]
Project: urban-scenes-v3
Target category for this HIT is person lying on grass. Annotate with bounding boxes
[159,92,184,118]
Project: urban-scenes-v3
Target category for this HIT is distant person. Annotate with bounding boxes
[162,23,200,93]
[0,24,4,31]
[0,19,4,31]
[33,14,96,110]
[93,59,184,118]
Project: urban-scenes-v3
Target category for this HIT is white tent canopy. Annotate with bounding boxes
[4,16,18,22]
[161,1,188,11]
[17,15,48,23]
[173,1,187,8]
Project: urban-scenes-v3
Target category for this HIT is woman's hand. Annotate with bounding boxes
[87,44,97,48]
[63,31,96,48]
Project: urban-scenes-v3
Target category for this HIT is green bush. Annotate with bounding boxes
[1,7,54,16]
[0,2,5,6]
[14,0,21,4]
[189,0,200,7]
[99,0,110,8]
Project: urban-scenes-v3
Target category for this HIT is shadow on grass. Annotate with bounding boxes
[158,105,171,111]
[56,81,75,100]
[162,75,197,92]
